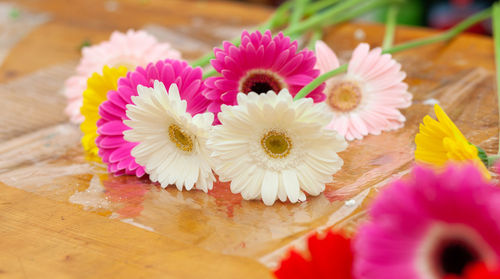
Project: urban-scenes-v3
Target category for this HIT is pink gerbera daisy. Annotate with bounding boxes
[354,164,500,279]
[204,30,325,122]
[315,41,412,140]
[64,29,181,124]
[96,59,209,176]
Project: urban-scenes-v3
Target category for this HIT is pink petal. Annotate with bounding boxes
[315,40,340,73]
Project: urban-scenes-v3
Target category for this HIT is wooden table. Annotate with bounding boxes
[0,0,497,278]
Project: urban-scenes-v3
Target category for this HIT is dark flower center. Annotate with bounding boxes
[438,239,479,276]
[240,70,285,94]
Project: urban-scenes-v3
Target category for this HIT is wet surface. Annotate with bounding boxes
[0,22,498,268]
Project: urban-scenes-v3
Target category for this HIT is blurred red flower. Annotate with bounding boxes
[274,231,353,279]
[444,262,500,279]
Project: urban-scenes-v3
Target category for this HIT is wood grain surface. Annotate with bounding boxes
[0,0,498,278]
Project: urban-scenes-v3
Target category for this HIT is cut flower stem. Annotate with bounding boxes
[312,0,403,32]
[294,7,492,100]
[382,4,398,50]
[305,0,342,15]
[283,0,367,37]
[191,1,292,68]
[493,3,500,157]
[289,0,309,29]
[307,28,323,50]
[384,7,491,54]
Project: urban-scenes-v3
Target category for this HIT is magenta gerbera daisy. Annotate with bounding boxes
[315,41,412,141]
[354,164,500,279]
[96,59,209,176]
[204,30,325,122]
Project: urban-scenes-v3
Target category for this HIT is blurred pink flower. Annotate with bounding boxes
[64,29,181,123]
[315,41,412,141]
[355,164,500,278]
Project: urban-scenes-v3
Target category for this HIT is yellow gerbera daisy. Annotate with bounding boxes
[415,104,490,179]
[80,66,128,162]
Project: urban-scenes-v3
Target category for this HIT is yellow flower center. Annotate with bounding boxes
[168,124,193,152]
[261,130,292,159]
[240,69,286,94]
[328,81,362,112]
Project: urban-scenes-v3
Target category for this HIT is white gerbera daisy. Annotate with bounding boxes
[208,89,347,206]
[123,81,215,192]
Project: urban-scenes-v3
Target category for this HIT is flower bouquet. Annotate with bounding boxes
[62,0,500,277]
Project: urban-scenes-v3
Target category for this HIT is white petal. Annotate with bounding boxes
[167,83,180,101]
[298,191,306,202]
[208,88,346,205]
[261,171,279,206]
[282,169,300,203]
[277,176,287,202]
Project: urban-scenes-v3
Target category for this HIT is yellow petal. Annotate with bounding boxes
[415,104,490,179]
[80,66,128,163]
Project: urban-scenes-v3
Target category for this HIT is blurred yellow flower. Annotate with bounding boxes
[415,104,490,179]
[80,66,128,162]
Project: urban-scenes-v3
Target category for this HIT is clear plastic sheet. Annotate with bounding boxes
[0,3,49,65]
[0,24,498,268]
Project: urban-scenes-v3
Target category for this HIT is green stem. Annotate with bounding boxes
[279,0,349,31]
[305,0,342,15]
[283,0,367,37]
[295,64,348,100]
[287,0,404,42]
[384,7,491,54]
[191,2,291,68]
[382,4,399,50]
[308,28,323,50]
[294,7,492,100]
[319,0,403,28]
[202,68,218,79]
[290,0,309,29]
[264,1,292,30]
[494,3,500,155]
[488,154,500,167]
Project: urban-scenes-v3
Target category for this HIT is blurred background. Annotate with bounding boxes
[238,0,494,34]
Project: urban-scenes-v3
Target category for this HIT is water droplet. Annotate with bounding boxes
[345,199,356,206]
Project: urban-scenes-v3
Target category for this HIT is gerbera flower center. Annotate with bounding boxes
[168,124,193,152]
[240,69,285,94]
[421,223,497,279]
[328,81,362,112]
[437,239,479,275]
[261,130,292,159]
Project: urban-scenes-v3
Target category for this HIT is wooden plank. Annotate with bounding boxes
[0,183,273,278]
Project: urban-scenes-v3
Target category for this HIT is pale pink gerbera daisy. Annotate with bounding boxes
[64,29,181,124]
[204,30,325,123]
[315,41,412,141]
[96,59,209,177]
[354,164,500,279]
